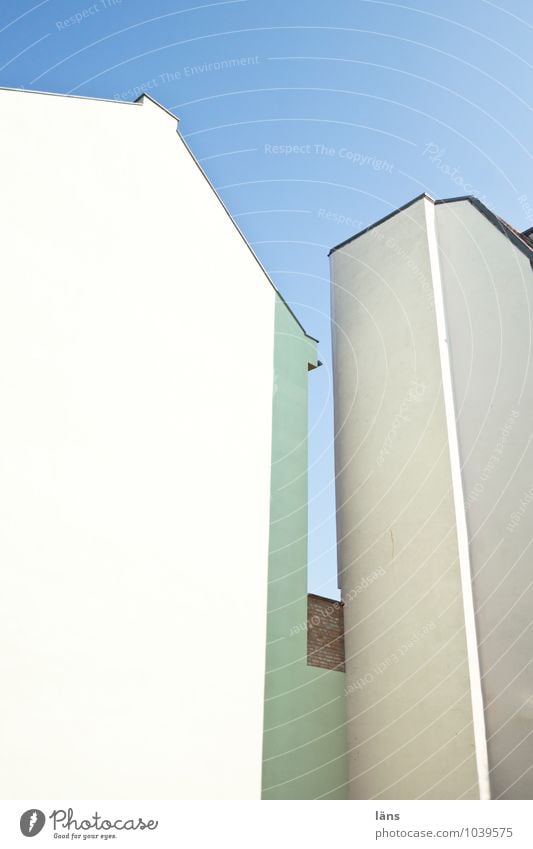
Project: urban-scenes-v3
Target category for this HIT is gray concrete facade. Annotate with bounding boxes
[330,194,533,800]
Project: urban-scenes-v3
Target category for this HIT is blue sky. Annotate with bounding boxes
[2,0,532,597]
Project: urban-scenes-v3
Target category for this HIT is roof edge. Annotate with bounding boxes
[176,127,318,344]
[0,85,137,106]
[308,592,343,605]
[329,192,533,265]
[0,85,316,343]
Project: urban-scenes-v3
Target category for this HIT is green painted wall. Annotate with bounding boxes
[262,297,348,800]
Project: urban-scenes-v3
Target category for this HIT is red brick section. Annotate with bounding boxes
[307,594,345,672]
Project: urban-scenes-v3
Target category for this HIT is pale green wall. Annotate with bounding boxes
[330,198,479,799]
[262,297,348,800]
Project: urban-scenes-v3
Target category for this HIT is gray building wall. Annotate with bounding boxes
[436,200,533,799]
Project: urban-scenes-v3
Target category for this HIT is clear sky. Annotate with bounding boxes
[2,0,532,597]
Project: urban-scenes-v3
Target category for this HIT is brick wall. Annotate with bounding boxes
[307,594,345,672]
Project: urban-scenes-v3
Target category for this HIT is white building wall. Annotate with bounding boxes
[330,197,479,799]
[436,200,533,799]
[0,89,276,799]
